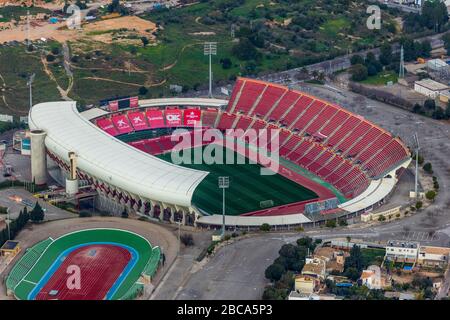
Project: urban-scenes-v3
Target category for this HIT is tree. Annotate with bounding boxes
[423,162,433,173]
[379,43,392,66]
[325,219,336,228]
[445,103,450,119]
[413,104,423,114]
[141,36,149,47]
[425,190,436,201]
[432,107,445,120]
[232,38,260,61]
[350,54,364,65]
[416,201,423,210]
[220,58,232,69]
[51,46,60,55]
[180,233,194,246]
[278,244,307,272]
[424,99,435,111]
[30,202,45,223]
[46,54,55,62]
[296,237,313,248]
[421,0,449,32]
[344,245,365,275]
[265,263,285,282]
[108,0,121,13]
[350,64,368,81]
[138,86,148,96]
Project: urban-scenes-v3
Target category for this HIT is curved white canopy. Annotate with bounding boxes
[28,101,209,207]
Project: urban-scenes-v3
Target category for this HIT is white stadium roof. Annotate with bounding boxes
[28,101,209,207]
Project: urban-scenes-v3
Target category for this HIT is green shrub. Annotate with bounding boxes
[260,223,271,232]
[79,211,92,218]
[416,201,423,210]
[325,220,336,228]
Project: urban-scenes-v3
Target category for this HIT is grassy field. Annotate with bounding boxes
[361,248,386,267]
[0,44,61,116]
[158,145,318,215]
[361,70,398,86]
[0,6,51,22]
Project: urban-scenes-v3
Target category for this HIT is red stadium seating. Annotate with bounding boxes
[252,85,286,117]
[111,114,133,134]
[233,81,267,115]
[282,95,314,127]
[217,112,237,130]
[96,118,119,136]
[266,90,301,120]
[127,111,150,131]
[92,78,410,200]
[201,109,219,127]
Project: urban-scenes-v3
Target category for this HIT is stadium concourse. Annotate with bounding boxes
[28,78,411,229]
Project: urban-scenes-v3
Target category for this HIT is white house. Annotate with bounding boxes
[360,265,382,290]
[414,79,449,99]
[417,246,450,267]
[385,240,420,263]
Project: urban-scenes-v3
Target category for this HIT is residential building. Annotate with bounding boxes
[417,246,450,267]
[414,79,449,98]
[314,246,346,273]
[385,240,419,264]
[360,266,382,290]
[294,275,319,294]
[301,257,326,280]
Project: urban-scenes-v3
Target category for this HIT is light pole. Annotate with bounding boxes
[204,42,217,98]
[176,220,182,256]
[413,133,420,200]
[27,73,35,109]
[218,176,229,239]
[6,207,10,240]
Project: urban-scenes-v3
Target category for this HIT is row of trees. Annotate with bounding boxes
[412,99,450,120]
[0,202,46,248]
[403,0,449,33]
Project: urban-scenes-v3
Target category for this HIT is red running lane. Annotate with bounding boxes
[35,244,131,300]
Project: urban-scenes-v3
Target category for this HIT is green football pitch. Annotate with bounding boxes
[157,145,319,215]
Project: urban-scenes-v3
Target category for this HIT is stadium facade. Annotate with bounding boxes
[28,78,411,228]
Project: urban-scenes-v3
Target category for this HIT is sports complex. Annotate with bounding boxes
[27,77,411,229]
[6,228,161,300]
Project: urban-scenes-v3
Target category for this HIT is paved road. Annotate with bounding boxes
[175,236,282,300]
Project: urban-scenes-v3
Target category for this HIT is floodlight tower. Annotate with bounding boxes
[413,133,420,200]
[218,176,229,239]
[27,73,35,109]
[26,10,30,49]
[399,45,405,79]
[204,42,217,98]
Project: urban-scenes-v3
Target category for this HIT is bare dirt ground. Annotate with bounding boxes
[0,15,157,45]
[83,16,157,44]
[0,216,179,300]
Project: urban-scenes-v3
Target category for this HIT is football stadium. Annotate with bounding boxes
[27,77,411,229]
[6,228,161,300]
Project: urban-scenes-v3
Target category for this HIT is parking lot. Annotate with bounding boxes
[0,188,74,221]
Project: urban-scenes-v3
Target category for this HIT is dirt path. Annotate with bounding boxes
[81,76,166,87]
